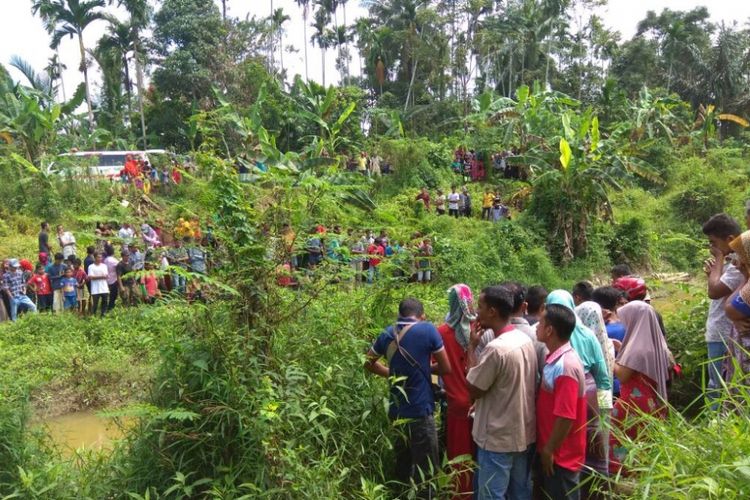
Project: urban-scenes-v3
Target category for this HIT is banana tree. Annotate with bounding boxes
[531,108,661,261]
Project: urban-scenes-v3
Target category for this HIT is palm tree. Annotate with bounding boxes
[112,0,150,148]
[312,8,332,86]
[45,52,67,101]
[271,8,291,78]
[295,0,311,81]
[97,16,135,117]
[32,0,106,128]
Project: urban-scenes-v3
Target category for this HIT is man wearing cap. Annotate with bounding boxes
[2,259,37,320]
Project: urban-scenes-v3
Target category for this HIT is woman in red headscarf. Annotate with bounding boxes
[436,284,477,499]
[609,301,672,475]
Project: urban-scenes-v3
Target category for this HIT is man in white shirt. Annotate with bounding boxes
[702,213,744,409]
[447,186,461,218]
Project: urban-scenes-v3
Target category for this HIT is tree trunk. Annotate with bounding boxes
[78,33,95,128]
[404,56,419,113]
[57,48,67,102]
[269,0,275,72]
[134,38,147,149]
[322,48,326,87]
[302,13,309,81]
[123,52,133,121]
[342,2,349,80]
[222,0,227,21]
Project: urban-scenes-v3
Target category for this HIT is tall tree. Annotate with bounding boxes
[111,0,151,148]
[295,0,312,81]
[31,0,106,128]
[271,8,291,78]
[312,7,332,86]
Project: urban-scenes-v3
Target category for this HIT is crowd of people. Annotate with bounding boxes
[347,151,392,176]
[365,277,672,499]
[117,153,185,194]
[415,186,511,222]
[0,218,213,321]
[363,207,750,500]
[274,225,435,286]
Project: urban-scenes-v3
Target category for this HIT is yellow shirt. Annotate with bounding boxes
[482,193,495,208]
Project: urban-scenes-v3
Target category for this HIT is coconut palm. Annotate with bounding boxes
[31,0,106,128]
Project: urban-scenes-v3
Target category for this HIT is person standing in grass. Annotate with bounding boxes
[461,187,472,218]
[367,238,385,284]
[88,252,110,317]
[535,303,587,500]
[38,221,51,255]
[117,251,137,307]
[416,238,433,284]
[73,258,89,316]
[61,267,78,311]
[104,245,120,310]
[701,214,743,408]
[435,190,447,216]
[48,252,68,314]
[609,301,671,475]
[365,298,452,498]
[546,290,611,489]
[724,230,750,385]
[482,189,494,220]
[466,285,537,500]
[57,224,77,260]
[140,261,162,304]
[27,264,52,312]
[437,284,478,499]
[416,187,431,212]
[592,286,627,398]
[448,186,461,218]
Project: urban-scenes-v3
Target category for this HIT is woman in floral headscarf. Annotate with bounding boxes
[575,300,616,482]
[437,284,478,499]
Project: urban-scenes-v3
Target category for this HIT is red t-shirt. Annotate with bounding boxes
[437,323,473,415]
[368,244,384,266]
[536,343,587,472]
[28,274,52,295]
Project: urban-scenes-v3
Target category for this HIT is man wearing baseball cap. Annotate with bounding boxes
[2,259,37,321]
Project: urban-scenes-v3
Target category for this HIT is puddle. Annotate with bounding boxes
[39,410,129,455]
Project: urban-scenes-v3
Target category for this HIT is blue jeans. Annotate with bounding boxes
[10,295,37,321]
[64,294,78,310]
[475,445,533,500]
[172,273,187,293]
[367,265,379,283]
[707,340,727,409]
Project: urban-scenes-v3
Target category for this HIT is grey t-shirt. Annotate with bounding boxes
[706,261,744,342]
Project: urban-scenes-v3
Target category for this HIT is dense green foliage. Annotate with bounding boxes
[4,0,750,498]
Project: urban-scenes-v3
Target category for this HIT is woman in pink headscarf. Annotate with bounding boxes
[609,300,672,475]
[436,284,478,499]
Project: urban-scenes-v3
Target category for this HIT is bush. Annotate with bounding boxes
[608,217,652,268]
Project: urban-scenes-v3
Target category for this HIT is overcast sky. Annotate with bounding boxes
[2,0,749,101]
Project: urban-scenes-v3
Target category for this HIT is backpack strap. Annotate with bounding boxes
[385,322,417,364]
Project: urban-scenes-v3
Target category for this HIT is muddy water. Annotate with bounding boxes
[40,410,127,454]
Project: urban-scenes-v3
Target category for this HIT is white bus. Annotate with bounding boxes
[47,150,168,178]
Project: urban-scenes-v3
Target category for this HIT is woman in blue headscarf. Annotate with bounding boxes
[546,290,612,480]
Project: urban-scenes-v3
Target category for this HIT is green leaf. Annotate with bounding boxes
[590,116,600,153]
[559,138,572,170]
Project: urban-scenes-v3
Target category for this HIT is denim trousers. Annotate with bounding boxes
[475,445,533,500]
[10,295,37,321]
[706,340,728,409]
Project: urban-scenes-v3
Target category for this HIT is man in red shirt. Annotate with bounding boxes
[535,303,587,500]
[366,238,385,283]
[437,284,477,499]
